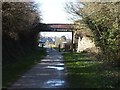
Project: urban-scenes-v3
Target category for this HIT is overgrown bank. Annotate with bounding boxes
[2,2,46,88]
[65,2,120,66]
[63,52,120,88]
[2,48,46,88]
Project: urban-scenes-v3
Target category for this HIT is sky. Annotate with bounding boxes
[33,0,76,39]
[34,0,76,24]
[40,32,72,39]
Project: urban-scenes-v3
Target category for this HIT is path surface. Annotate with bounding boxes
[9,48,69,89]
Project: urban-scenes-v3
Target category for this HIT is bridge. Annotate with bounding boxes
[33,23,74,47]
[34,23,73,32]
[46,24,73,32]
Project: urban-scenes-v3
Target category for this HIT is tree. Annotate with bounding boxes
[2,2,42,64]
[2,2,41,34]
[65,1,120,65]
[81,2,120,64]
[61,36,67,41]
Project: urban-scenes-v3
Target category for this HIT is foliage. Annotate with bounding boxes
[55,36,67,47]
[65,1,120,65]
[81,2,120,65]
[61,35,67,41]
[2,2,41,34]
[2,2,42,64]
[73,20,94,40]
[2,2,48,88]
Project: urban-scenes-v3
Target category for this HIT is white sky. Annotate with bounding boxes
[34,0,76,24]
[33,0,76,39]
[40,32,72,39]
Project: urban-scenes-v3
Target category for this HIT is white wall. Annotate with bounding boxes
[77,36,96,52]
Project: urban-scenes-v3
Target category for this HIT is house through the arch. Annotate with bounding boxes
[37,23,74,49]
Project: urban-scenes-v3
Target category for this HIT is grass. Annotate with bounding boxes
[63,52,120,88]
[2,47,46,88]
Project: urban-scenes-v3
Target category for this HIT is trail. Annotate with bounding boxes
[9,48,69,89]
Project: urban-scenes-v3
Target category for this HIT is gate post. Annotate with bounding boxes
[59,44,60,52]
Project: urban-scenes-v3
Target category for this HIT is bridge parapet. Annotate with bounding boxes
[35,23,73,32]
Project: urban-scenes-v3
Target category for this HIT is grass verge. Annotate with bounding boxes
[63,52,120,88]
[2,47,46,88]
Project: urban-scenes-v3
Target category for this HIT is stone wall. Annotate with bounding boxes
[77,36,97,53]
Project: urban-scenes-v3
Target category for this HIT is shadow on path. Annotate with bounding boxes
[9,48,69,89]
